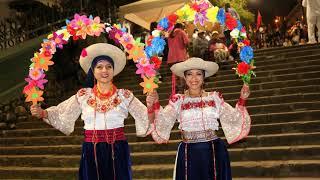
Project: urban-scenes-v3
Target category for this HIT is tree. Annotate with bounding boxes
[209,0,254,25]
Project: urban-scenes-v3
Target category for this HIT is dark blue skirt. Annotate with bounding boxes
[79,140,132,180]
[175,138,232,180]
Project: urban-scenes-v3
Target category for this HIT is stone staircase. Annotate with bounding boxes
[1,44,320,179]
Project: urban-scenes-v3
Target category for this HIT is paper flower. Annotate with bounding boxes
[56,28,71,41]
[25,74,48,90]
[230,29,240,39]
[49,32,68,49]
[81,48,87,57]
[225,13,238,30]
[238,42,245,48]
[32,52,54,71]
[89,16,105,36]
[69,14,91,29]
[243,39,250,46]
[217,8,225,25]
[152,30,161,37]
[150,56,162,69]
[206,6,219,23]
[240,46,254,64]
[151,37,166,55]
[237,20,243,31]
[108,27,123,44]
[136,63,156,78]
[145,46,154,58]
[237,62,250,75]
[176,4,196,22]
[168,14,178,24]
[197,1,210,11]
[119,33,134,47]
[194,11,208,26]
[41,40,56,54]
[140,77,159,94]
[76,25,91,39]
[25,87,44,105]
[29,68,43,80]
[158,18,169,30]
[128,45,145,62]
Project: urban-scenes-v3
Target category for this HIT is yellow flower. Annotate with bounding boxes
[176,4,195,22]
[206,6,219,23]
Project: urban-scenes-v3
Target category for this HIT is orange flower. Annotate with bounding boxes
[25,87,44,105]
[140,77,158,94]
[128,45,145,62]
[32,52,54,71]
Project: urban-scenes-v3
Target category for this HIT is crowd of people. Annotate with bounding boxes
[247,21,311,49]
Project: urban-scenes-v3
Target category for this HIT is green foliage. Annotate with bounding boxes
[209,0,254,24]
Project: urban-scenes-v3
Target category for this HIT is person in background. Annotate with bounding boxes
[302,0,320,43]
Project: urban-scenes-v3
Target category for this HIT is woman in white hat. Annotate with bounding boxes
[30,43,152,180]
[146,57,251,179]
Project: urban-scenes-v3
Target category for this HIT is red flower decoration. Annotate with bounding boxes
[191,3,201,12]
[168,14,178,23]
[81,48,87,57]
[243,39,250,46]
[126,44,133,50]
[146,36,154,46]
[225,13,237,30]
[237,62,250,75]
[150,56,162,69]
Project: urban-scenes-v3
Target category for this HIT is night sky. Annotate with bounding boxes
[247,0,300,24]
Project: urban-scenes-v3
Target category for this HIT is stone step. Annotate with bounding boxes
[1,159,319,179]
[1,145,319,168]
[3,105,319,138]
[132,160,320,179]
[118,47,320,74]
[254,44,320,54]
[116,56,320,83]
[2,120,320,155]
[129,70,320,95]
[8,99,320,133]
[15,103,320,131]
[149,78,320,98]
[116,52,320,80]
[1,126,320,149]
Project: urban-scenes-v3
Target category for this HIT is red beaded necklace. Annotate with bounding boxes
[93,84,117,100]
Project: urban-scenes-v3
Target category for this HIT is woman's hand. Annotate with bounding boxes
[30,104,47,119]
[240,83,250,99]
[146,91,159,108]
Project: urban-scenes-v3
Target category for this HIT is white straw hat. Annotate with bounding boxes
[79,43,126,76]
[170,57,219,78]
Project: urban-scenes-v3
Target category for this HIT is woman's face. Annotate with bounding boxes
[184,69,204,91]
[93,60,114,84]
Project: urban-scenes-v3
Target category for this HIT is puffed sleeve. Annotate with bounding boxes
[151,94,182,144]
[43,88,88,135]
[119,89,151,137]
[213,91,251,144]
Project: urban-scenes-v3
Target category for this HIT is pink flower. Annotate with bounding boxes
[136,63,156,78]
[23,73,48,94]
[49,32,67,49]
[89,16,105,36]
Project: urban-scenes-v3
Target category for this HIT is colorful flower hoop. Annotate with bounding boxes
[23,13,157,105]
[24,0,256,105]
[146,0,256,86]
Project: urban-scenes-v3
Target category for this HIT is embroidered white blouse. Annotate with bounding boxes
[151,91,251,144]
[43,88,150,136]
